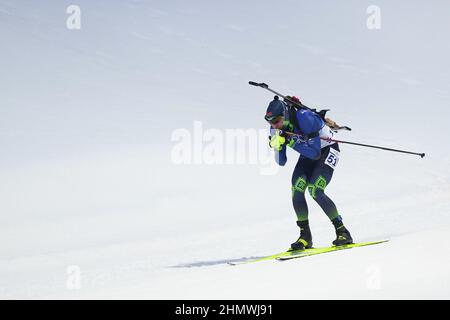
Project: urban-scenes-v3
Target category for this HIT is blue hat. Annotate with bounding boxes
[265,97,286,122]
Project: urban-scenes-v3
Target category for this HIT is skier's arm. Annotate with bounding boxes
[288,111,323,160]
[275,143,287,166]
[289,136,321,160]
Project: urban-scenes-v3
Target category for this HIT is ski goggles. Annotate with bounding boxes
[265,114,283,124]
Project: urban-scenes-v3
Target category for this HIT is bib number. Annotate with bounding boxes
[325,148,340,169]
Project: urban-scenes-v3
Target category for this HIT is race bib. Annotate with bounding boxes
[325,148,340,169]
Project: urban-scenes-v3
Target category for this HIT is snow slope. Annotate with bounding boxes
[1,0,450,299]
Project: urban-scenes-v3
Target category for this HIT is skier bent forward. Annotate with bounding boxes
[265,96,353,250]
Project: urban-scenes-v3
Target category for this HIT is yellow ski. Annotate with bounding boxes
[277,240,389,261]
[228,240,388,265]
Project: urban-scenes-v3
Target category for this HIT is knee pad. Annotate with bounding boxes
[308,175,327,199]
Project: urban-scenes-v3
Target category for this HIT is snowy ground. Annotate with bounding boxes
[1,1,450,299]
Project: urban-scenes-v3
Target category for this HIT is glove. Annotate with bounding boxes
[269,133,286,151]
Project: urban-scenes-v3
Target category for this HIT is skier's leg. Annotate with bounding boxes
[291,157,311,222]
[290,157,314,250]
[309,178,354,246]
[307,145,340,221]
[308,144,353,245]
[307,173,339,221]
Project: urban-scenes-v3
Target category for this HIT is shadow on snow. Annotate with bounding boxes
[165,256,264,268]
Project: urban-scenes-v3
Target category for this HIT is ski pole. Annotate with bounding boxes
[282,130,425,158]
[320,137,425,158]
[251,81,425,158]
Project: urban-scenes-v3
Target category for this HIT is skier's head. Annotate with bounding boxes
[265,96,286,129]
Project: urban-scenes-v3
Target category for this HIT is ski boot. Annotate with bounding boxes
[290,220,313,251]
[331,216,353,246]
